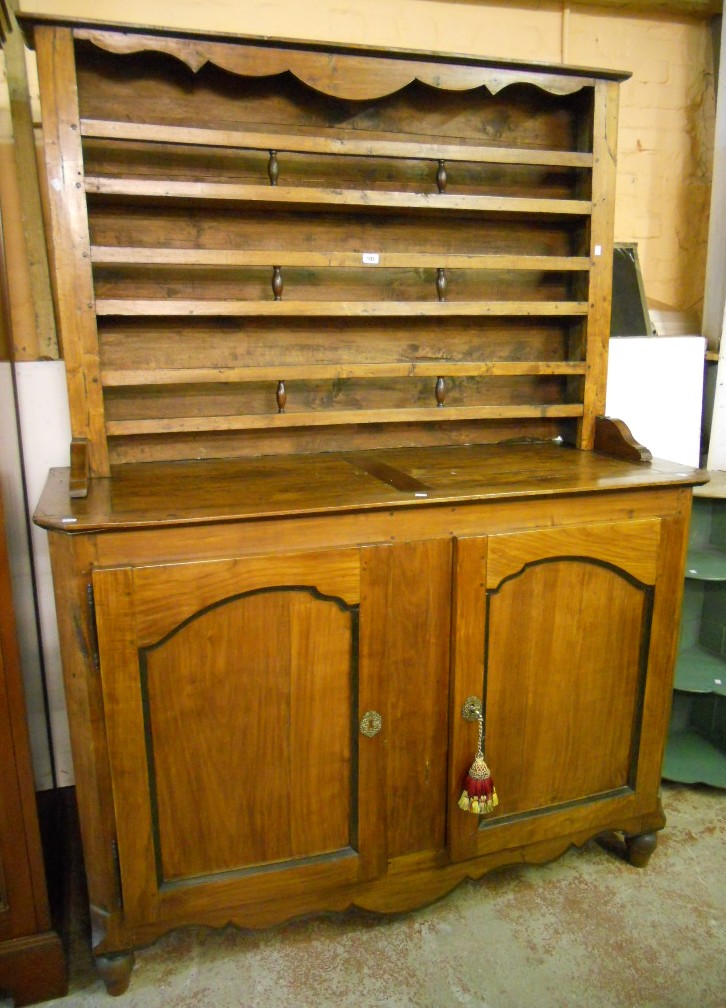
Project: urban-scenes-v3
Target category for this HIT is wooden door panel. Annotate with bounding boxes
[485,558,648,813]
[450,519,661,862]
[131,548,360,644]
[146,589,354,881]
[92,548,373,926]
[485,518,660,587]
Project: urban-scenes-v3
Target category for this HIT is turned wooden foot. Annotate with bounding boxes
[624,830,658,868]
[95,951,135,996]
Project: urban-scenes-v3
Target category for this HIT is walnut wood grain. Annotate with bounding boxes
[27,26,700,992]
[90,545,390,926]
[84,175,593,217]
[94,299,590,318]
[594,416,653,462]
[34,26,109,476]
[579,79,619,450]
[104,404,585,438]
[448,516,668,862]
[69,437,89,498]
[485,518,661,587]
[45,533,122,940]
[39,470,696,959]
[3,21,58,360]
[90,246,592,271]
[34,442,705,534]
[71,28,612,99]
[101,361,588,387]
[0,492,66,1004]
[372,539,451,859]
[80,118,595,168]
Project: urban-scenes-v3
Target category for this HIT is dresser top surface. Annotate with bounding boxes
[34,441,706,533]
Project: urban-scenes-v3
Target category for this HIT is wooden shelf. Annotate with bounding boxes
[94,299,590,317]
[36,21,616,472]
[663,730,726,787]
[674,646,726,694]
[105,403,584,436]
[84,177,593,217]
[90,247,592,272]
[100,361,587,387]
[684,546,726,581]
[81,118,595,170]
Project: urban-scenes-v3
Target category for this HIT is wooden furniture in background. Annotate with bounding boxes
[0,490,66,1005]
[23,17,704,995]
[1,1,59,361]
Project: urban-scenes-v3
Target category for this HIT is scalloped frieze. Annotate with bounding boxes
[73,28,593,100]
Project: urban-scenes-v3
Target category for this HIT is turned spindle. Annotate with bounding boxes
[268,150,279,186]
[436,159,447,193]
[276,380,287,413]
[435,376,446,407]
[436,268,447,302]
[272,266,283,300]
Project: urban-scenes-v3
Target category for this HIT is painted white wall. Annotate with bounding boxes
[606,336,706,467]
[1,360,73,788]
[14,360,74,786]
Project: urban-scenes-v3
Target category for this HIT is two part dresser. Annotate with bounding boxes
[23,15,703,994]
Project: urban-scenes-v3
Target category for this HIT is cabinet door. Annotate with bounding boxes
[92,547,386,928]
[449,518,664,861]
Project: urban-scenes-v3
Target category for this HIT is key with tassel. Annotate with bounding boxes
[458,697,498,815]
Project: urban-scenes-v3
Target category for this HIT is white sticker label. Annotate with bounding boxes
[362,253,380,264]
[594,244,602,256]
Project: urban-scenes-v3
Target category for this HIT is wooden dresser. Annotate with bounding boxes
[24,16,704,995]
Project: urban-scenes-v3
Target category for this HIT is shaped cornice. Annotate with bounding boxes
[72,27,617,99]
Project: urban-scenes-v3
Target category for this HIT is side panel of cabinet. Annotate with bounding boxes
[0,645,37,942]
[92,547,385,928]
[449,518,663,862]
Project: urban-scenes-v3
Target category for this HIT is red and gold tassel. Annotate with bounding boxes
[458,711,498,815]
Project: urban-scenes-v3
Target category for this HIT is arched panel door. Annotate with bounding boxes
[449,518,665,862]
[91,547,387,929]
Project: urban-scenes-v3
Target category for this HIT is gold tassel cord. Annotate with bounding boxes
[458,710,498,815]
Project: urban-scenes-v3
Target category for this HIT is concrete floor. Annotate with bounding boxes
[40,782,725,1008]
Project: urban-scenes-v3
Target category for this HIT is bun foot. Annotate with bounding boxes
[624,830,658,868]
[95,951,135,996]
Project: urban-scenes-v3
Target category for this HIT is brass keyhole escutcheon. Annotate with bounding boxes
[359,710,383,737]
[461,696,483,722]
